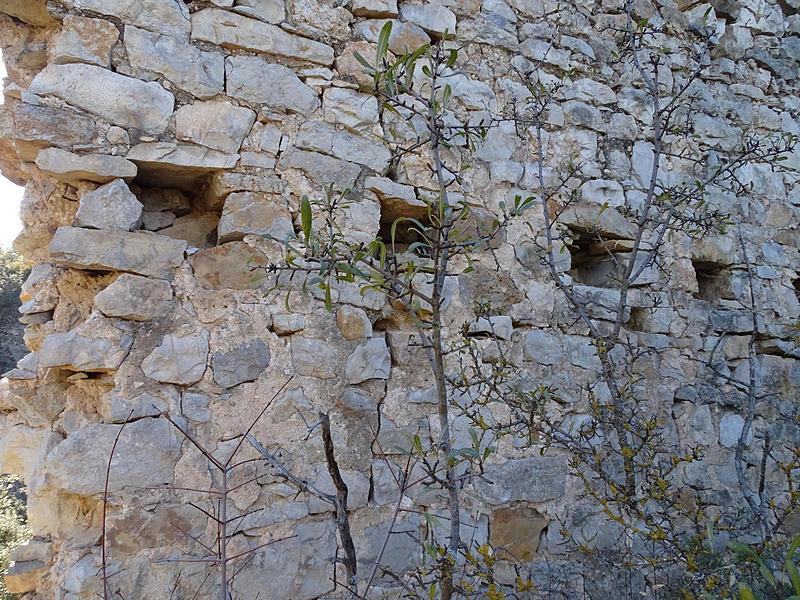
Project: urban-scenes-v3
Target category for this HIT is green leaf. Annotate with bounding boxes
[352,51,373,71]
[300,196,312,243]
[787,560,800,595]
[446,48,458,68]
[376,21,392,63]
[737,585,755,600]
[442,84,451,106]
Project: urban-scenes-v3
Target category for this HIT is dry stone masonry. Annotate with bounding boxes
[0,0,798,598]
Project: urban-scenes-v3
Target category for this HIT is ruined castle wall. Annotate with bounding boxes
[0,0,799,597]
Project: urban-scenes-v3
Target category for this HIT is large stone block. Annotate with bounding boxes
[125,26,224,99]
[35,148,136,185]
[175,101,256,153]
[49,227,187,280]
[59,0,190,37]
[189,242,268,290]
[225,55,319,114]
[45,418,181,495]
[12,103,99,162]
[95,274,173,321]
[51,15,119,67]
[142,331,209,385]
[211,339,270,387]
[472,456,568,504]
[74,179,143,231]
[29,64,174,134]
[38,316,133,373]
[344,337,391,383]
[192,8,334,65]
[218,192,293,243]
[295,121,391,173]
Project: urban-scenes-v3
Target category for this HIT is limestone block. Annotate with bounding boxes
[364,175,426,221]
[351,0,398,17]
[75,179,143,231]
[38,317,133,372]
[336,386,377,414]
[12,103,99,162]
[580,179,625,207]
[272,313,305,335]
[4,561,48,594]
[45,418,181,495]
[472,456,567,504]
[95,274,173,321]
[49,227,187,279]
[335,41,380,89]
[142,331,209,385]
[59,0,190,37]
[233,0,285,23]
[127,142,239,171]
[218,192,293,243]
[28,64,175,134]
[400,3,456,37]
[35,149,137,186]
[490,505,548,560]
[159,213,220,249]
[296,121,391,172]
[336,305,372,340]
[563,78,617,105]
[719,413,751,448]
[558,202,636,239]
[190,242,268,290]
[322,87,379,132]
[344,337,391,383]
[357,19,431,54]
[175,101,256,153]
[225,55,319,114]
[467,316,513,340]
[0,0,56,26]
[291,337,337,379]
[51,15,119,67]
[277,149,361,189]
[19,264,59,315]
[192,9,334,65]
[211,339,270,387]
[125,26,225,99]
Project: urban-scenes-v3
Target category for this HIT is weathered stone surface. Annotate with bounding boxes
[45,418,181,495]
[467,316,513,340]
[127,143,238,179]
[322,87,379,132]
[38,318,133,373]
[581,179,625,207]
[59,0,189,37]
[233,0,285,23]
[4,561,48,594]
[175,101,255,153]
[400,3,456,37]
[0,0,56,26]
[36,149,137,185]
[142,331,209,385]
[190,242,268,290]
[277,149,361,189]
[49,227,187,279]
[490,505,549,561]
[291,337,337,379]
[351,0,398,17]
[51,16,119,67]
[472,456,568,504]
[192,9,334,65]
[160,213,220,248]
[225,55,319,114]
[124,26,225,99]
[336,305,372,340]
[211,339,270,387]
[75,179,143,231]
[95,274,173,321]
[12,103,99,161]
[345,337,391,383]
[296,121,391,172]
[28,64,174,134]
[218,192,293,243]
[272,314,305,335]
[365,175,426,221]
[559,202,636,239]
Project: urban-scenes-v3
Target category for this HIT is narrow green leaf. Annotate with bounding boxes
[376,21,393,63]
[300,196,312,242]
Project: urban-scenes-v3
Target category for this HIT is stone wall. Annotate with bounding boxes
[0,0,798,598]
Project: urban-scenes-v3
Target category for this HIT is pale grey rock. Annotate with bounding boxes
[192,9,334,65]
[160,212,220,248]
[124,26,224,99]
[190,242,268,290]
[336,386,377,414]
[272,313,305,335]
[322,87,379,132]
[472,456,567,504]
[673,403,715,446]
[563,100,603,131]
[142,331,209,385]
[175,101,256,153]
[523,329,564,365]
[336,305,372,340]
[218,192,293,243]
[225,55,319,114]
[716,25,753,60]
[141,210,176,231]
[351,0,398,17]
[278,150,361,189]
[45,418,181,495]
[205,172,286,210]
[356,19,431,54]
[489,160,523,184]
[12,103,100,162]
[29,64,174,134]
[19,264,59,315]
[231,522,335,600]
[38,318,133,373]
[559,202,636,239]
[51,15,119,67]
[307,468,369,514]
[95,274,173,321]
[365,175,426,220]
[467,316,513,340]
[296,121,391,172]
[182,392,211,423]
[631,140,656,189]
[564,78,616,104]
[75,179,143,231]
[719,413,751,448]
[49,227,187,280]
[345,337,391,383]
[127,142,238,171]
[521,38,570,69]
[100,389,173,422]
[291,337,337,379]
[400,2,456,37]
[59,0,189,37]
[447,73,496,110]
[690,235,737,266]
[211,339,270,387]
[35,149,137,186]
[233,0,285,23]
[580,179,625,207]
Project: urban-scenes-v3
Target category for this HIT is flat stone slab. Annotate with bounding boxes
[36,148,137,185]
[49,227,187,280]
[142,331,209,385]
